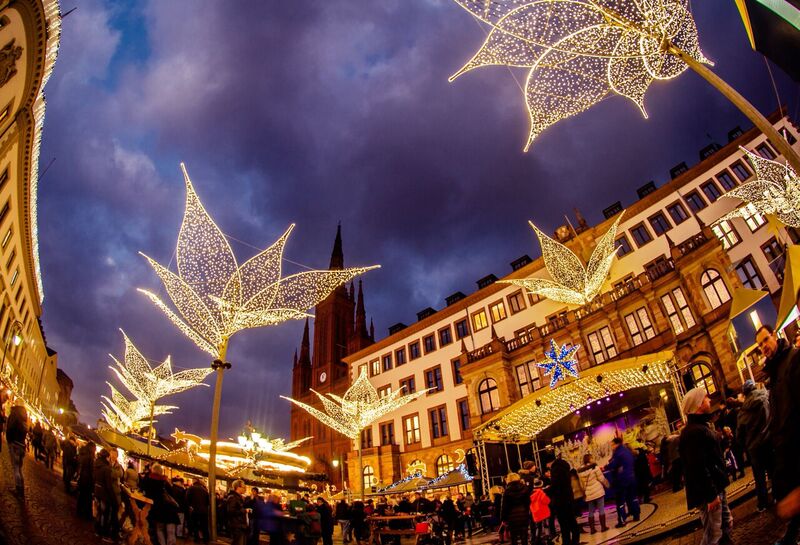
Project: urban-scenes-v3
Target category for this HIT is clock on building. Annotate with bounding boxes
[319,371,327,383]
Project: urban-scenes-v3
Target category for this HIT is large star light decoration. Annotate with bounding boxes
[101,384,175,434]
[538,339,580,388]
[281,369,431,439]
[449,0,711,150]
[718,147,800,228]
[139,164,379,358]
[499,214,623,306]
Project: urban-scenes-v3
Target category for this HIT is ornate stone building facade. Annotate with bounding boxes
[338,111,800,494]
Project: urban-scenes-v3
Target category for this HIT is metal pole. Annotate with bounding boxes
[516,442,523,468]
[207,339,229,543]
[502,441,511,473]
[147,401,155,457]
[358,432,364,499]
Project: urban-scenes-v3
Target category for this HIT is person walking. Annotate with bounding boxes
[77,440,96,519]
[186,478,210,543]
[500,473,531,545]
[605,437,640,527]
[578,454,610,533]
[316,497,335,545]
[529,478,551,545]
[6,403,28,497]
[334,498,351,543]
[549,456,579,545]
[756,324,800,544]
[93,448,115,540]
[679,387,731,545]
[226,480,249,545]
[61,434,78,493]
[736,379,772,512]
[634,448,652,504]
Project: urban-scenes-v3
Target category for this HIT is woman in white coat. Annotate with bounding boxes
[578,454,610,533]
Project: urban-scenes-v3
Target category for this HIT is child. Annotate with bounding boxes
[530,479,551,545]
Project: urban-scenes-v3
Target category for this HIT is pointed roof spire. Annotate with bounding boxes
[329,222,344,270]
[369,319,375,341]
[355,280,368,338]
[349,281,355,301]
[293,349,298,367]
[299,318,311,366]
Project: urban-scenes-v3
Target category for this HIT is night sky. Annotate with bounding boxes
[39,0,799,440]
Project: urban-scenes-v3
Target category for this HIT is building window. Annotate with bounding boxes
[684,191,707,213]
[0,201,9,225]
[423,334,436,354]
[625,307,656,346]
[395,348,406,366]
[701,181,722,202]
[780,126,797,144]
[1,228,11,249]
[762,237,783,262]
[400,376,416,394]
[435,454,454,476]
[457,398,470,433]
[716,171,737,191]
[403,414,421,445]
[731,161,751,181]
[756,143,776,160]
[528,293,543,306]
[741,203,766,231]
[409,341,421,360]
[489,300,507,323]
[362,465,375,491]
[712,220,740,250]
[451,358,463,385]
[667,202,690,224]
[455,319,470,339]
[360,428,373,449]
[10,268,19,288]
[586,326,617,364]
[472,310,489,332]
[615,235,633,257]
[377,385,392,398]
[701,269,731,309]
[370,359,380,377]
[4,248,14,270]
[629,223,653,247]
[508,291,526,314]
[0,169,7,192]
[439,327,453,346]
[429,406,448,439]
[661,287,696,334]
[515,361,541,397]
[382,354,392,372]
[736,257,765,290]
[424,366,444,392]
[648,212,672,236]
[478,378,500,414]
[691,363,717,395]
[380,422,395,446]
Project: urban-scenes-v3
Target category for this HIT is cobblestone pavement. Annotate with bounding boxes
[0,445,105,545]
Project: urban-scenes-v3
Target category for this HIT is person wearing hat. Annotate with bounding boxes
[679,387,731,545]
[736,379,772,512]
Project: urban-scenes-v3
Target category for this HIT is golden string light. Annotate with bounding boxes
[281,369,430,439]
[100,384,175,434]
[139,164,380,358]
[499,214,623,306]
[449,0,710,150]
[718,147,800,228]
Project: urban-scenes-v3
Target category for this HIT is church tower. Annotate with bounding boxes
[289,224,374,489]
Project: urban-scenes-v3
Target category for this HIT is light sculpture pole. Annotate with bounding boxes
[282,369,429,498]
[139,164,377,540]
[448,0,800,173]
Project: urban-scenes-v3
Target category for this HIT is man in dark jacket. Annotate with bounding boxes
[605,437,640,527]
[501,473,531,545]
[226,480,249,545]
[93,448,114,538]
[679,387,731,545]
[316,497,334,545]
[736,379,772,512]
[61,435,78,493]
[186,478,210,542]
[756,324,800,544]
[549,457,579,545]
[76,440,95,518]
[6,404,28,497]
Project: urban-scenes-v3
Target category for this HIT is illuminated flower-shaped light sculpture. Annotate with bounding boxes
[139,164,378,537]
[282,369,430,496]
[108,329,212,452]
[448,0,800,172]
[101,384,175,435]
[718,147,800,228]
[499,214,623,306]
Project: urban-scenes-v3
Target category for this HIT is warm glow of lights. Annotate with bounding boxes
[449,0,710,150]
[101,384,175,434]
[281,369,430,439]
[499,214,623,305]
[749,310,762,331]
[719,147,800,228]
[538,339,580,388]
[139,164,379,357]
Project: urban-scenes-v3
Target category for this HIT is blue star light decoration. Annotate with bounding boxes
[538,339,580,388]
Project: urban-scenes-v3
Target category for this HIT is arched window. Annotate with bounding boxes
[478,378,500,414]
[701,269,731,309]
[435,455,454,476]
[691,363,717,395]
[362,465,375,491]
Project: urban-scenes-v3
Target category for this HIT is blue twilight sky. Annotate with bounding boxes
[38,0,798,440]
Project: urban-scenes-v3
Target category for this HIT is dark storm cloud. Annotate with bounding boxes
[38,0,798,438]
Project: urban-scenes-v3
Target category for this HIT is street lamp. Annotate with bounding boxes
[332,458,345,491]
[1,320,23,383]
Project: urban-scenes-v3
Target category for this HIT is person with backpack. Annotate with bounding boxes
[6,404,28,497]
[225,480,249,545]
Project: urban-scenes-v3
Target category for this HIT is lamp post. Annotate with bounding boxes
[332,458,345,492]
[1,320,23,384]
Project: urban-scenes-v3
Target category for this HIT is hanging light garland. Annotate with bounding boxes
[499,214,623,306]
[448,0,710,150]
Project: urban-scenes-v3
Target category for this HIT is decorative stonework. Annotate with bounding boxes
[0,39,22,88]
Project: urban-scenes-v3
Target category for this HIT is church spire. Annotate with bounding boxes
[355,280,368,338]
[329,223,344,270]
[369,319,375,341]
[299,318,311,366]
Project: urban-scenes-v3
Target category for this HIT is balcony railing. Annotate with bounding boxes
[675,231,709,258]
